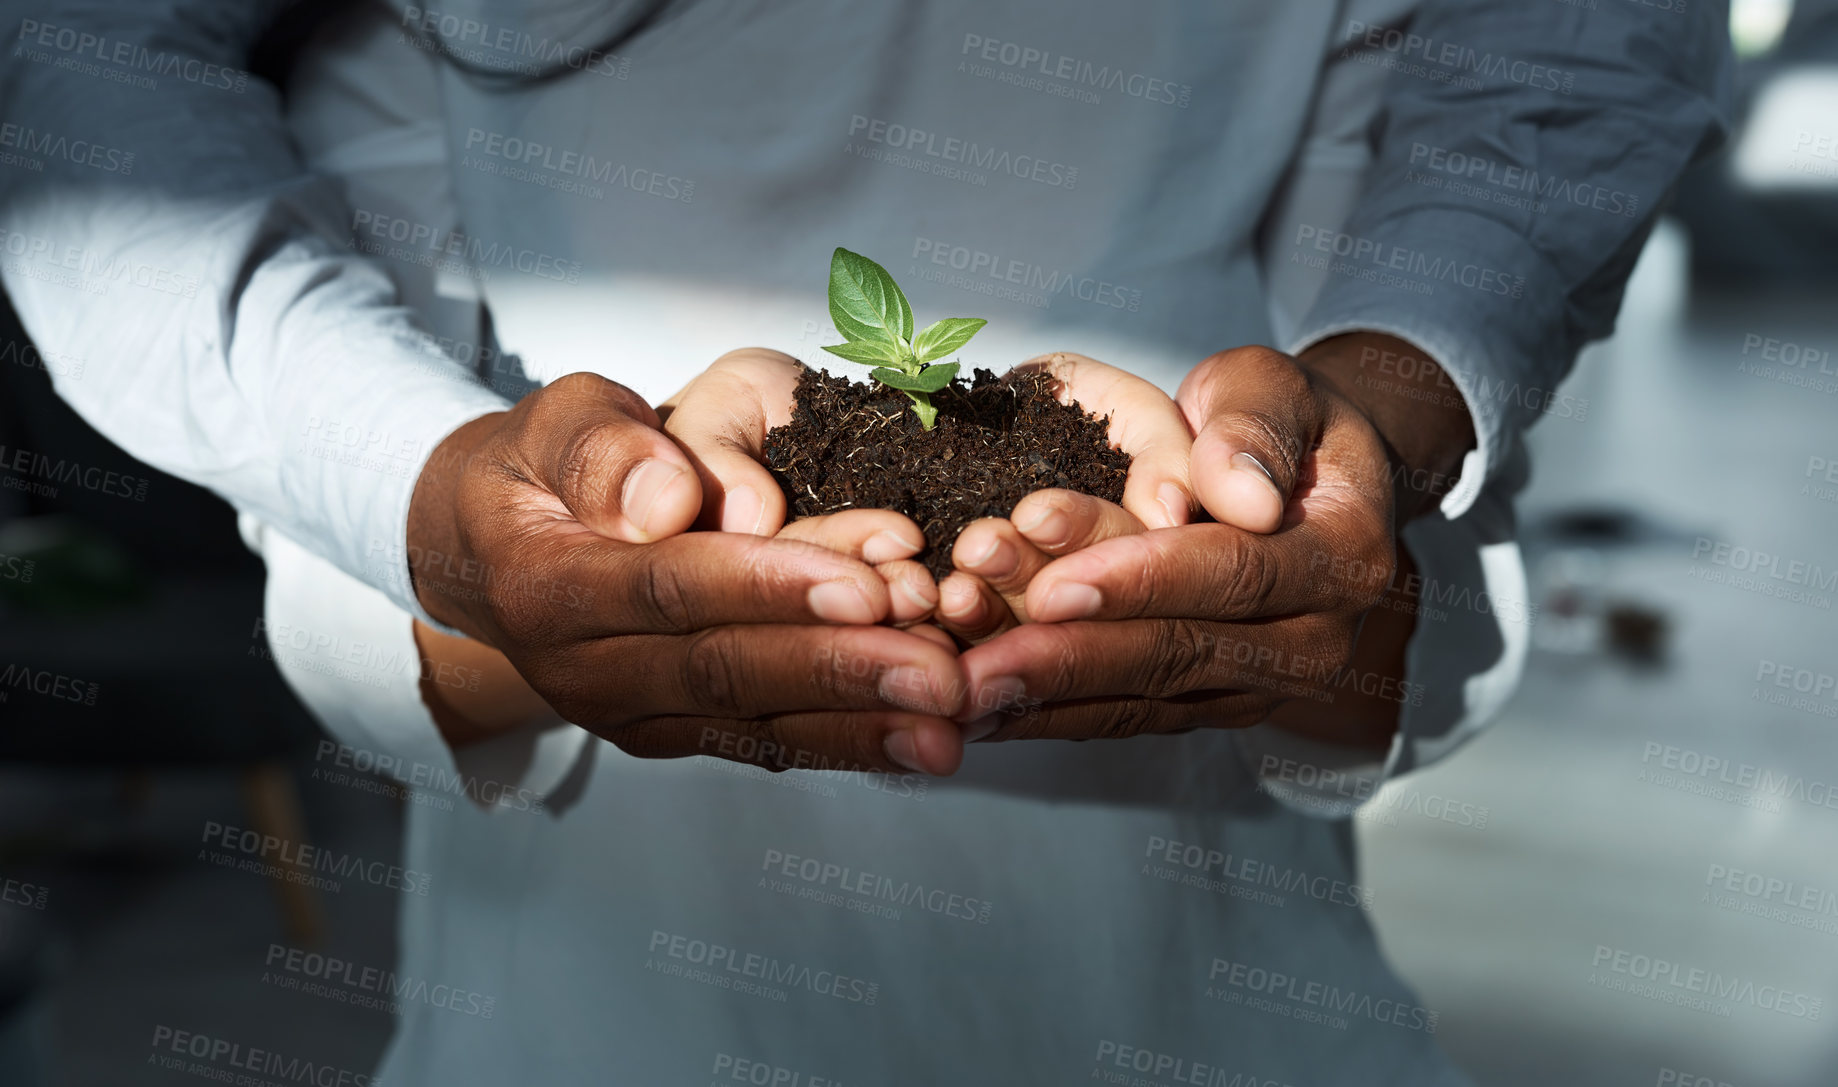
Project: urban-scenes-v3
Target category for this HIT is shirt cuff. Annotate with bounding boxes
[248,514,590,810]
[1286,207,1570,521]
[281,324,512,632]
[1233,479,1530,819]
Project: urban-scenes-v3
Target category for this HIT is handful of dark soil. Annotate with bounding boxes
[763,365,1131,579]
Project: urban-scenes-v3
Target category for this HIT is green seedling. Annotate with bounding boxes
[821,247,986,430]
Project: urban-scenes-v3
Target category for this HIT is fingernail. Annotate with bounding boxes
[965,675,1027,722]
[883,729,926,774]
[722,484,766,535]
[1012,502,1052,535]
[863,528,923,564]
[1156,482,1190,528]
[960,532,1000,570]
[1016,505,1071,548]
[622,459,690,537]
[808,581,876,624]
[895,576,937,613]
[962,718,999,743]
[940,577,982,620]
[1036,582,1101,622]
[879,665,935,712]
[965,537,1017,579]
[1232,451,1282,499]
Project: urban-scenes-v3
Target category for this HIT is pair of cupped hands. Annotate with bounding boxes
[408,336,1437,778]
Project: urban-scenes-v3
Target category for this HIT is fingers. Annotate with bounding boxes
[876,560,941,624]
[661,348,805,534]
[775,509,937,623]
[513,371,704,543]
[776,709,964,775]
[935,570,1016,643]
[942,517,1047,637]
[1263,545,1418,750]
[539,531,900,638]
[957,619,1198,712]
[937,491,1145,641]
[776,508,927,564]
[1021,517,1393,625]
[903,622,959,651]
[1009,489,1146,556]
[955,615,1346,719]
[1019,352,1195,529]
[976,689,1273,743]
[610,710,964,777]
[560,623,967,727]
[1175,346,1324,534]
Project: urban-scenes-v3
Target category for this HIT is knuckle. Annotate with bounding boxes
[1140,620,1213,698]
[554,420,629,500]
[549,370,603,397]
[1110,534,1168,617]
[1095,698,1160,740]
[637,553,698,633]
[553,371,643,416]
[1231,407,1306,481]
[1265,354,1314,397]
[711,347,790,374]
[1208,539,1273,617]
[682,627,750,718]
[1039,628,1084,701]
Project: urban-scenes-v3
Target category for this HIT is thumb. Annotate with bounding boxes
[1017,352,1195,530]
[660,348,804,535]
[516,371,703,543]
[1175,347,1322,534]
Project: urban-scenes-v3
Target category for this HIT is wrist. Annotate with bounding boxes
[412,619,558,749]
[406,411,508,638]
[1297,332,1476,523]
[1263,542,1421,751]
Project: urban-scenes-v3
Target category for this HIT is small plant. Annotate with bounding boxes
[821,247,986,430]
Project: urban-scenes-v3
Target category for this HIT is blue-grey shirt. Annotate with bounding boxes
[0,1,1730,1083]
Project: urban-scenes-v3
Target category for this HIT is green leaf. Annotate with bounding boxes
[911,318,986,363]
[868,366,935,393]
[829,248,914,352]
[821,340,903,366]
[910,362,959,393]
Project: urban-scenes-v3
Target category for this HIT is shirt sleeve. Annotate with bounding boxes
[0,0,512,621]
[248,513,590,812]
[1289,0,1734,519]
[1232,469,1529,819]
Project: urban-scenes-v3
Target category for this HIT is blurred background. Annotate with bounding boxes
[2,1,1837,1084]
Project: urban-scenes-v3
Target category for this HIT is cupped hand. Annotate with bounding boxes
[658,348,943,626]
[933,351,1196,643]
[952,337,1474,747]
[405,369,968,775]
